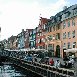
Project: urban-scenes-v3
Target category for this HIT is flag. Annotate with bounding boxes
[0,27,1,32]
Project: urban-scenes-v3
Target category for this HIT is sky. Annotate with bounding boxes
[0,0,77,40]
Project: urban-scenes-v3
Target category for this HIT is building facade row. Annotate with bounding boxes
[2,4,77,58]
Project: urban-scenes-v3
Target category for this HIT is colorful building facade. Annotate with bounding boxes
[36,17,48,49]
[25,29,33,49]
[2,4,77,58]
[17,29,25,49]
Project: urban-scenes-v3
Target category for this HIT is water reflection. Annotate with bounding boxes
[0,64,26,77]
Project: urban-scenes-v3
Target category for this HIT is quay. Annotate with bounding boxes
[0,50,75,77]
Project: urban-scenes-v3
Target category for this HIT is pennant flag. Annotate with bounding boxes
[0,27,1,32]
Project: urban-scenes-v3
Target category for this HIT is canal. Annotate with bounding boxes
[0,62,32,77]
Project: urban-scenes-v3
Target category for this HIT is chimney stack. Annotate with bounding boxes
[63,6,67,10]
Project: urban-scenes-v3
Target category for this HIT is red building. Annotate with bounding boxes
[36,17,49,49]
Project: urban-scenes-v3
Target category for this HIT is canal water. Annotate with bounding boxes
[0,63,27,77]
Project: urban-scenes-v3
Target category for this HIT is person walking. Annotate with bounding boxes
[55,60,60,68]
[49,59,54,66]
[55,60,58,68]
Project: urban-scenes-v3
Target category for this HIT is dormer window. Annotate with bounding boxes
[73,7,77,15]
[65,11,70,18]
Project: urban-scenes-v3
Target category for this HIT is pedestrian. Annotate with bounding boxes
[55,60,58,68]
[55,60,60,68]
[64,61,67,68]
[49,59,54,66]
[57,60,61,68]
[72,55,75,60]
[70,58,74,67]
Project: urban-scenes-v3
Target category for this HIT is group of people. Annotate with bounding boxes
[64,55,75,68]
[45,56,75,68]
[24,53,75,69]
[49,59,61,68]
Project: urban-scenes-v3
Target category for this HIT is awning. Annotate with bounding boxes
[28,49,48,52]
[64,48,77,53]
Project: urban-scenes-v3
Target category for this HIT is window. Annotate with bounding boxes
[63,43,66,48]
[34,41,35,45]
[65,12,70,18]
[39,39,41,43]
[30,36,32,40]
[68,20,70,27]
[33,35,35,39]
[42,38,45,42]
[63,32,66,39]
[73,9,77,15]
[72,30,75,38]
[30,32,32,35]
[56,33,60,40]
[48,44,53,50]
[46,27,48,32]
[72,19,75,26]
[33,30,36,34]
[38,39,40,43]
[50,27,52,32]
[72,42,76,48]
[49,27,50,32]
[48,35,52,41]
[56,25,60,30]
[37,33,40,36]
[57,25,60,30]
[63,33,65,39]
[43,24,45,29]
[39,33,42,36]
[68,42,71,49]
[48,27,50,32]
[53,26,55,31]
[68,32,70,38]
[63,21,66,29]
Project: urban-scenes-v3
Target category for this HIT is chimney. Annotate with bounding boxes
[50,16,54,20]
[63,6,67,10]
[22,29,24,32]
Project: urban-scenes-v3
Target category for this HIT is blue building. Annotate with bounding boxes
[17,29,25,49]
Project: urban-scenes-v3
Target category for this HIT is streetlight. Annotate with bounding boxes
[0,27,1,41]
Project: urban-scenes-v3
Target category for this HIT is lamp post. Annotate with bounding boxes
[0,27,1,41]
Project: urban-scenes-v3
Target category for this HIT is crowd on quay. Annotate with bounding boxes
[5,49,75,69]
[45,55,75,68]
[23,52,75,69]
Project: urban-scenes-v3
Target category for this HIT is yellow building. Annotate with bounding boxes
[45,5,77,58]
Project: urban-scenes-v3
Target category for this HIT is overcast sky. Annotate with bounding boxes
[0,0,76,40]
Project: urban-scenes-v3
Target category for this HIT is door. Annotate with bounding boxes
[56,45,60,57]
